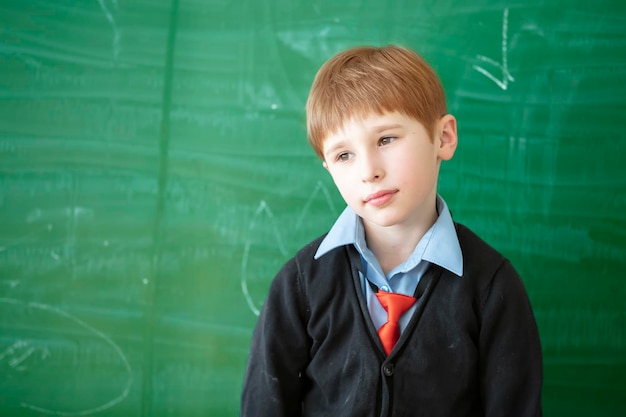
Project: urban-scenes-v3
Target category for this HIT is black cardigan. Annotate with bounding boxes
[241,223,542,417]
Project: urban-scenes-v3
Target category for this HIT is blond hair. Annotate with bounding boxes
[306,45,447,159]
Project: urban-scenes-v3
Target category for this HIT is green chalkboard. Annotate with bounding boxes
[1,0,625,416]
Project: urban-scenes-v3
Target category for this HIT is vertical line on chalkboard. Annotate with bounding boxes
[142,0,180,416]
[472,7,515,90]
[96,0,121,59]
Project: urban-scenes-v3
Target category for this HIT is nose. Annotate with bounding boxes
[359,152,384,182]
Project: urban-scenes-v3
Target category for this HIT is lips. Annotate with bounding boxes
[365,189,398,207]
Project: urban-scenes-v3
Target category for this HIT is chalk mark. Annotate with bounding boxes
[472,8,515,90]
[294,181,338,231]
[96,0,120,59]
[0,298,133,416]
[7,344,50,370]
[0,340,29,362]
[0,280,20,288]
[0,222,53,252]
[2,207,145,285]
[241,181,338,316]
[240,201,287,316]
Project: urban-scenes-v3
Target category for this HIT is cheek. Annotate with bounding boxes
[394,154,436,187]
[328,169,359,198]
[333,174,354,194]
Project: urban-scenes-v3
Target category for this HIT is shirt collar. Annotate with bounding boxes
[314,195,463,277]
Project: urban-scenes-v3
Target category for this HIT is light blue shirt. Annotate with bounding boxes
[314,195,464,333]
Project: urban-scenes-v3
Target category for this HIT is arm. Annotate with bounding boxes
[479,260,543,417]
[241,257,310,417]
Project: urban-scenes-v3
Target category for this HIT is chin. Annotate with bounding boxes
[363,214,405,228]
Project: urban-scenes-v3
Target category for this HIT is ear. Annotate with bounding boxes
[322,160,329,172]
[437,114,458,161]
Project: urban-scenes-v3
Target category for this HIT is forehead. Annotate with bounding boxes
[324,112,417,141]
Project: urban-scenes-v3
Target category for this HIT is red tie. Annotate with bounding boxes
[375,291,416,355]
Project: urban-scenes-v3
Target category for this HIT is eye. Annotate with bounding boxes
[336,152,353,162]
[379,136,396,146]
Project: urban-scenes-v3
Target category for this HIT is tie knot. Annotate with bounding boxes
[375,291,416,355]
[375,291,416,322]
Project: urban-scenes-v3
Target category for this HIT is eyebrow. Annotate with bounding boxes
[323,141,346,159]
[373,123,403,133]
[322,123,405,159]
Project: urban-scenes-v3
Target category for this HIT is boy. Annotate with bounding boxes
[241,45,542,417]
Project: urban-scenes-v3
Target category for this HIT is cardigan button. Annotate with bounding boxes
[382,363,394,377]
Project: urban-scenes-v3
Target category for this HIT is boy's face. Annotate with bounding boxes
[322,112,457,233]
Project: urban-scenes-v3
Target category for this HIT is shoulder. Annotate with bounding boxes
[291,232,357,266]
[453,222,529,308]
[296,234,328,260]
[261,236,332,323]
[275,233,356,295]
[454,222,509,275]
[453,222,522,291]
[273,233,336,282]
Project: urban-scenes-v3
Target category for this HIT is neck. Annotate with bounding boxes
[364,208,438,275]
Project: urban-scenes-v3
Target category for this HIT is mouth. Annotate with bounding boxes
[365,189,398,207]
